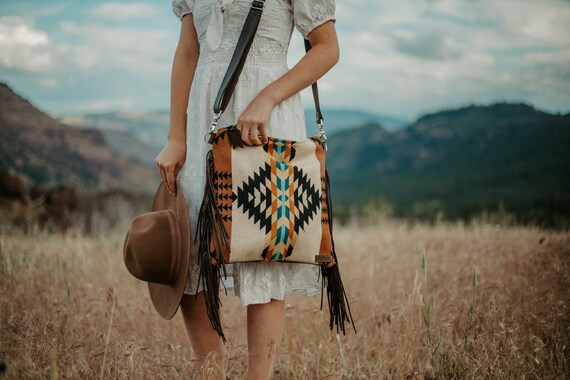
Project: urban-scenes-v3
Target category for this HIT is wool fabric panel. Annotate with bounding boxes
[208,127,332,265]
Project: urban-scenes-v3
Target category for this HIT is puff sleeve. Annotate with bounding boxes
[292,0,336,39]
[172,0,195,20]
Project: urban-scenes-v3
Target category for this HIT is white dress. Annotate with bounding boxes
[172,0,336,305]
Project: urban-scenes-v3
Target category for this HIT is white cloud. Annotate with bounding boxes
[319,0,570,117]
[391,31,463,61]
[0,2,178,113]
[1,0,569,118]
[58,20,174,74]
[494,0,570,44]
[0,16,65,72]
[91,2,160,21]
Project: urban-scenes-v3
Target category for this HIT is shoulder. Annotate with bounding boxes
[291,0,336,39]
[172,0,195,20]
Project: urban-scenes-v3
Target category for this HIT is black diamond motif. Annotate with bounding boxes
[292,166,320,233]
[235,163,273,233]
[234,162,320,235]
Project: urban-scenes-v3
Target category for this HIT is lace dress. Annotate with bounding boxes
[171,0,336,305]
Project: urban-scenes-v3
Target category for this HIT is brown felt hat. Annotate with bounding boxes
[123,181,190,319]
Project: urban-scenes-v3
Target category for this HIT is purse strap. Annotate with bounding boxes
[207,0,327,145]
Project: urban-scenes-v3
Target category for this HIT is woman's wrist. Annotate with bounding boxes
[167,132,186,144]
[259,86,281,107]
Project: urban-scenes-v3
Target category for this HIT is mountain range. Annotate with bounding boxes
[0,83,159,194]
[60,109,408,164]
[1,81,568,227]
[326,103,570,226]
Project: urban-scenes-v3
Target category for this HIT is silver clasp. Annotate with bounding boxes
[317,119,327,151]
[204,111,222,143]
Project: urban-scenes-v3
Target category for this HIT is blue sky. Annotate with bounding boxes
[1,0,569,120]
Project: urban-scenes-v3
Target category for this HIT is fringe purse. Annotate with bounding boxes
[196,0,355,342]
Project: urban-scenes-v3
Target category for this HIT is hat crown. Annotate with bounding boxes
[123,209,181,285]
[123,181,191,320]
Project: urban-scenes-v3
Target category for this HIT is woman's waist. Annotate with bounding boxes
[197,46,288,69]
[195,57,288,71]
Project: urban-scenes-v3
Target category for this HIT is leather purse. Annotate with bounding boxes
[196,0,355,341]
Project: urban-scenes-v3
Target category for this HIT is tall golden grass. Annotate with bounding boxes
[1,221,568,379]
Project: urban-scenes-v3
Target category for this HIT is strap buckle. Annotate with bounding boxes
[251,0,265,10]
[317,118,327,151]
[204,111,223,143]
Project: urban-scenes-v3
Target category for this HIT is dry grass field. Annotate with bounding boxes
[1,221,568,379]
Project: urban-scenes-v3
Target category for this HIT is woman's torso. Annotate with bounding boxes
[186,0,307,143]
[192,0,296,70]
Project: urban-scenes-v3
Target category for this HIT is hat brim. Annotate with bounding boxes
[147,181,191,319]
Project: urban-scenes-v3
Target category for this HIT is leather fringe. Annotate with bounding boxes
[321,169,357,334]
[196,149,228,343]
[196,151,355,341]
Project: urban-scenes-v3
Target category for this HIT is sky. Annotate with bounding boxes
[1,0,569,121]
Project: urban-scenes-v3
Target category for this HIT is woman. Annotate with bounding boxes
[156,0,339,378]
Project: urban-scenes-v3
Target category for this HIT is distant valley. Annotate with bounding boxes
[60,109,408,164]
[0,83,159,194]
[2,81,569,227]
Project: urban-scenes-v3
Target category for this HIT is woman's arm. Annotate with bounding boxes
[156,14,200,194]
[237,20,339,145]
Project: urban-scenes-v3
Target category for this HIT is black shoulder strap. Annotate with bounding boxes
[209,0,325,139]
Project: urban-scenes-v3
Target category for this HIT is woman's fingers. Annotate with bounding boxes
[159,166,167,185]
[155,141,186,195]
[165,168,176,195]
[258,124,268,144]
[240,123,257,145]
[239,124,250,144]
[238,122,265,146]
[173,163,181,180]
[250,129,262,145]
[157,161,176,195]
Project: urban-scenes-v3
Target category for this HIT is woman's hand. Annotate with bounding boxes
[236,90,276,145]
[156,139,186,195]
[235,21,338,146]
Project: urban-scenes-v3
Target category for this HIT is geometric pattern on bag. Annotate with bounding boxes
[235,138,322,261]
[205,128,333,265]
